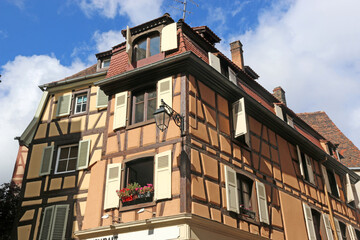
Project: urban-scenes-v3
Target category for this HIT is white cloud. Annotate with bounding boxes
[77,0,164,25]
[0,55,86,184]
[6,0,25,10]
[93,30,124,52]
[0,30,8,39]
[232,0,360,147]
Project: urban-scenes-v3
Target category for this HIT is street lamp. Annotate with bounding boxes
[153,99,184,136]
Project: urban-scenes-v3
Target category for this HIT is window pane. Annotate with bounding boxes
[134,102,144,123]
[83,96,87,103]
[57,160,67,172]
[77,96,83,104]
[147,98,156,120]
[103,60,110,67]
[135,94,144,103]
[81,103,87,112]
[149,36,160,56]
[67,158,77,171]
[136,40,147,61]
[76,105,81,113]
[59,148,69,160]
[69,146,78,158]
[148,90,156,99]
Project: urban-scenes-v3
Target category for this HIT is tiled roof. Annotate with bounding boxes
[298,111,360,168]
[61,64,97,81]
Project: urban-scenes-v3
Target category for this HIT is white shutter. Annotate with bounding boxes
[224,165,239,214]
[50,205,69,240]
[228,67,237,84]
[256,181,269,224]
[232,98,248,138]
[334,218,343,240]
[38,206,55,240]
[113,91,128,130]
[39,146,54,176]
[322,214,334,240]
[297,146,305,177]
[155,150,172,200]
[305,155,315,184]
[56,93,71,117]
[161,23,177,52]
[303,203,317,240]
[104,163,121,209]
[274,104,284,120]
[287,114,294,128]
[96,87,108,108]
[208,52,221,73]
[77,139,90,170]
[346,173,355,203]
[355,181,360,209]
[347,225,357,240]
[322,165,331,194]
[157,77,172,108]
[126,26,132,63]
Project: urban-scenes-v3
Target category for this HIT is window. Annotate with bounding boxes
[134,33,160,61]
[327,169,340,198]
[311,209,321,240]
[74,94,88,114]
[237,174,253,210]
[55,144,78,174]
[131,88,156,124]
[38,205,69,240]
[102,59,110,68]
[297,146,315,184]
[338,220,347,240]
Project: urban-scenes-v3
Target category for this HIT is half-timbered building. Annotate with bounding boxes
[13,14,360,240]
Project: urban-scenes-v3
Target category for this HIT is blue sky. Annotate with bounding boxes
[1,0,360,184]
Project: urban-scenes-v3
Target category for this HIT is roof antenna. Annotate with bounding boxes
[172,0,198,22]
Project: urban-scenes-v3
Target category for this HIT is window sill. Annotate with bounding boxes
[70,112,88,118]
[119,201,156,212]
[126,119,155,130]
[302,179,317,188]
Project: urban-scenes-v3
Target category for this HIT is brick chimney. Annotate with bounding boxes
[230,40,244,69]
[273,86,287,106]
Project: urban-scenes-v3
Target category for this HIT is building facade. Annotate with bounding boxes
[13,14,360,240]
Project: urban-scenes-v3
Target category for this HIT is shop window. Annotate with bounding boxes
[131,88,156,124]
[134,33,160,61]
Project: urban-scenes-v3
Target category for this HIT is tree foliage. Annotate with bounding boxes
[0,182,21,240]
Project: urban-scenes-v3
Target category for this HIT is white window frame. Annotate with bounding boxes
[74,93,88,114]
[55,144,78,174]
[102,59,110,68]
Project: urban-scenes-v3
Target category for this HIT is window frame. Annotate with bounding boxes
[130,87,157,126]
[54,143,79,174]
[71,89,90,116]
[327,168,340,198]
[133,32,161,62]
[74,93,88,115]
[101,58,111,68]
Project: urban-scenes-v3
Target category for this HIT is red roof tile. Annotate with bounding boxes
[298,111,360,168]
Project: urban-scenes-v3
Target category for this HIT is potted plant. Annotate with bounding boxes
[239,205,256,220]
[138,184,154,199]
[116,182,141,203]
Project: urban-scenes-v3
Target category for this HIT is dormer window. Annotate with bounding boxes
[134,33,160,61]
[102,59,110,68]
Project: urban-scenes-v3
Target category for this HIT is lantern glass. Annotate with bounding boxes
[153,106,171,131]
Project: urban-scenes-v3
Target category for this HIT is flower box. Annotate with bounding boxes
[117,183,154,206]
[240,207,256,220]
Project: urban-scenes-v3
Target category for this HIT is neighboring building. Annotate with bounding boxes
[298,111,360,175]
[13,14,360,240]
[11,144,28,186]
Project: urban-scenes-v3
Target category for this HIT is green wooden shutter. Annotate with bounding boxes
[39,146,54,176]
[38,206,55,240]
[232,98,248,138]
[208,52,221,73]
[50,205,69,240]
[104,163,121,209]
[228,67,237,84]
[76,139,91,170]
[157,77,172,109]
[224,165,239,214]
[297,145,305,177]
[334,218,343,240]
[96,88,108,108]
[154,150,172,201]
[346,173,355,203]
[305,154,315,184]
[256,181,269,224]
[303,203,316,240]
[161,23,177,52]
[274,104,284,120]
[56,94,71,117]
[113,91,128,130]
[322,213,334,240]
